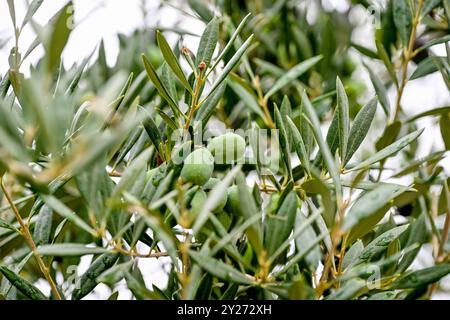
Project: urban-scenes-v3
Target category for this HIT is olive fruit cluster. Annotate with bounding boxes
[179,133,246,226]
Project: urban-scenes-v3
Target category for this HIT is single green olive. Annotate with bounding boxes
[226,185,240,214]
[207,133,246,164]
[203,178,227,212]
[189,189,207,222]
[226,185,254,215]
[180,148,214,186]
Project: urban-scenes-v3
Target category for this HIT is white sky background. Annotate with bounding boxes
[0,0,450,299]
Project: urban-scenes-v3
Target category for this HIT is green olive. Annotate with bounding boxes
[207,133,246,164]
[189,189,207,222]
[226,185,241,215]
[180,148,214,186]
[203,178,227,212]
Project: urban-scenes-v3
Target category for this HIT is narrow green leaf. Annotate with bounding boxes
[0,218,16,232]
[390,264,450,289]
[0,266,47,300]
[228,78,265,118]
[406,106,450,122]
[7,0,16,29]
[294,210,323,271]
[38,244,110,256]
[344,97,378,165]
[421,0,442,17]
[397,214,427,273]
[274,105,291,177]
[375,39,398,87]
[391,151,445,177]
[351,43,379,59]
[156,108,177,131]
[195,18,219,68]
[286,117,310,176]
[210,13,251,73]
[349,128,424,172]
[342,240,364,270]
[415,35,450,54]
[112,148,152,196]
[343,184,410,231]
[21,0,44,29]
[410,56,445,80]
[264,192,298,257]
[236,172,263,254]
[187,0,214,22]
[393,0,412,47]
[141,54,181,117]
[364,63,390,116]
[336,77,350,160]
[439,113,450,149]
[142,107,163,155]
[156,30,192,93]
[325,279,366,300]
[97,260,134,286]
[194,81,227,126]
[41,195,97,237]
[33,205,53,246]
[301,90,342,198]
[47,1,73,73]
[204,34,254,101]
[160,63,178,103]
[72,253,120,300]
[325,104,340,160]
[264,55,322,100]
[351,225,409,266]
[189,250,254,285]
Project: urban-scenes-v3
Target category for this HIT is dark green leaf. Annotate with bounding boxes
[189,250,254,285]
[204,34,254,101]
[390,264,450,289]
[349,129,424,172]
[47,2,73,73]
[156,30,192,93]
[439,113,450,149]
[72,253,120,300]
[344,97,378,165]
[195,18,219,68]
[33,205,53,246]
[142,54,181,117]
[343,184,410,231]
[393,0,412,47]
[0,266,46,300]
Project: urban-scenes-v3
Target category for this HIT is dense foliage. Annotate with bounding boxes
[0,0,450,300]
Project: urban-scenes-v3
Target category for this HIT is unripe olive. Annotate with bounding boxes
[180,148,214,186]
[226,185,241,215]
[207,133,246,164]
[189,189,207,222]
[203,178,227,212]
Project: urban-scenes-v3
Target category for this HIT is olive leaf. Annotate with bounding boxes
[348,129,424,172]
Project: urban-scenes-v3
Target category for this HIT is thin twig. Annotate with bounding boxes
[393,0,424,121]
[0,177,62,300]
